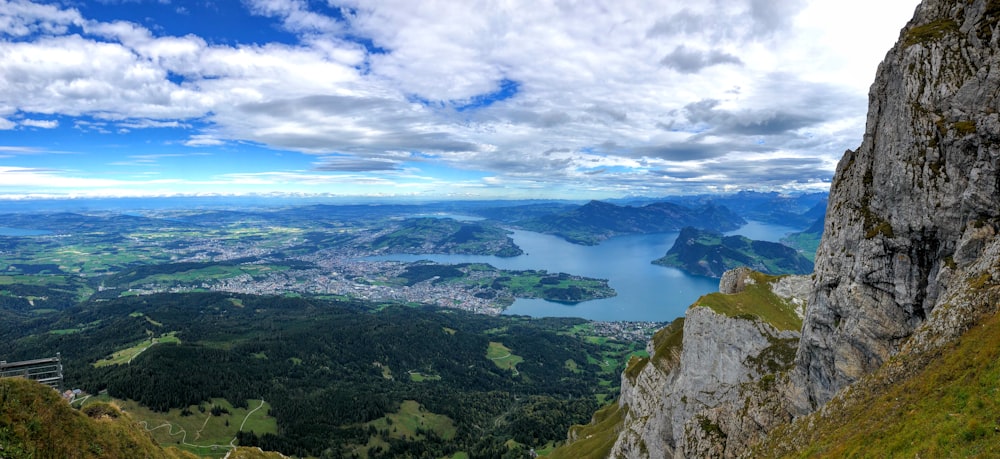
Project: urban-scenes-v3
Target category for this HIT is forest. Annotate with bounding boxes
[2,292,645,458]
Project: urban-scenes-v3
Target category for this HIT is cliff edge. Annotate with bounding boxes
[605,271,809,458]
[556,0,1000,456]
[790,0,1000,411]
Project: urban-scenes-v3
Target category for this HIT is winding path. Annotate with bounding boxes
[135,398,267,452]
[231,399,267,447]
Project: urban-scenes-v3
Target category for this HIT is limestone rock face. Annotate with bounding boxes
[610,274,807,458]
[597,1,1000,456]
[718,267,755,294]
[790,0,1000,412]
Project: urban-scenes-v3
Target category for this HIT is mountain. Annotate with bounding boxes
[365,217,524,257]
[662,191,828,228]
[653,227,814,278]
[555,0,1000,456]
[516,200,745,245]
[788,0,1000,412]
[552,269,811,458]
[779,215,825,262]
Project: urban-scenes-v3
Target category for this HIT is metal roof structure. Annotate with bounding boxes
[0,353,63,390]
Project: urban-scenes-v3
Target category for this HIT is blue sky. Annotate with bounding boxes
[0,0,920,200]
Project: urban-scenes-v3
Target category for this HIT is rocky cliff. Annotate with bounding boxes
[790,0,1000,412]
[559,0,1000,456]
[609,271,809,458]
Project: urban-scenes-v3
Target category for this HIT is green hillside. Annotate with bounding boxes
[654,227,813,278]
[762,303,1000,458]
[0,377,198,459]
[3,292,647,458]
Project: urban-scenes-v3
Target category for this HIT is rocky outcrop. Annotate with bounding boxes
[572,1,1000,457]
[718,267,755,294]
[610,272,808,458]
[790,0,1000,412]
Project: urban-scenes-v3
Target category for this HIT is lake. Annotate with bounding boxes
[368,221,801,322]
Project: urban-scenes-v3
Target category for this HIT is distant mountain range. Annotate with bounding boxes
[477,200,746,245]
[648,191,828,228]
[653,226,814,278]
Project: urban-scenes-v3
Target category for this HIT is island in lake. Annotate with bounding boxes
[653,226,814,278]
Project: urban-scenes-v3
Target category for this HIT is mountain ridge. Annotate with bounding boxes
[555,0,1000,456]
[499,200,746,245]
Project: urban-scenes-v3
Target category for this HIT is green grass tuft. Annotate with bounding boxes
[954,120,977,135]
[650,318,685,370]
[763,301,1000,458]
[691,272,802,332]
[903,18,959,47]
[547,403,627,459]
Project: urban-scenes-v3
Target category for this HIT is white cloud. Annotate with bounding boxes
[20,118,57,128]
[0,0,83,37]
[183,135,225,147]
[245,0,342,35]
[0,0,922,197]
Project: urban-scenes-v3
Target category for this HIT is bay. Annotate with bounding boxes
[369,230,717,322]
[369,221,801,322]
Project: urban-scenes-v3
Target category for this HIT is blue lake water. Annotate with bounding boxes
[724,220,799,242]
[368,221,800,322]
[0,227,52,236]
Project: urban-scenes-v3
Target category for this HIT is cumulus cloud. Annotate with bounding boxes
[244,0,342,35]
[20,119,58,128]
[660,45,743,74]
[0,0,922,197]
[0,0,83,37]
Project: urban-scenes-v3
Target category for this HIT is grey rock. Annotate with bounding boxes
[602,1,1000,456]
[790,0,1000,413]
[610,274,804,458]
[719,267,755,294]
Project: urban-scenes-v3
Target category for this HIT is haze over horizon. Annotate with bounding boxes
[0,0,919,201]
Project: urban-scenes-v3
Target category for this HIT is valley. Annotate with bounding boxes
[0,194,823,458]
[7,0,996,458]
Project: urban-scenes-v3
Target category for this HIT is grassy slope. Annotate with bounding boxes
[764,307,1000,458]
[693,272,803,332]
[350,400,457,458]
[115,397,278,458]
[487,341,524,372]
[0,378,197,459]
[0,378,285,459]
[780,231,821,262]
[546,402,627,459]
[93,331,181,367]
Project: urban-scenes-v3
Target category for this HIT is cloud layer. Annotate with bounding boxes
[0,0,920,198]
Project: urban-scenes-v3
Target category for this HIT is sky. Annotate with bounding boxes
[0,0,922,201]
